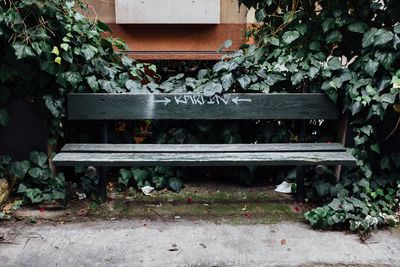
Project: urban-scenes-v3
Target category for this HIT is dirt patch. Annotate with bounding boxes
[1,181,308,226]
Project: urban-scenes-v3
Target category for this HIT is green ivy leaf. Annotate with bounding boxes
[86,75,99,93]
[309,41,321,51]
[131,168,149,183]
[217,39,232,52]
[17,183,28,193]
[43,95,62,117]
[81,44,98,61]
[282,31,300,44]
[213,61,229,73]
[266,73,286,86]
[0,109,10,127]
[347,21,368,33]
[28,167,45,178]
[26,188,43,203]
[51,46,60,56]
[362,28,378,48]
[11,42,35,59]
[96,20,112,33]
[364,59,379,77]
[291,72,303,85]
[29,151,48,167]
[237,75,251,89]
[374,29,394,46]
[9,160,31,179]
[57,71,82,89]
[204,81,223,96]
[327,57,342,70]
[153,177,167,190]
[220,72,235,91]
[321,18,335,32]
[326,30,343,44]
[168,177,184,193]
[370,143,380,154]
[54,57,61,64]
[380,157,390,170]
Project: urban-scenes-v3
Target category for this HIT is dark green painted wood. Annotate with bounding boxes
[67,93,339,120]
[53,151,356,167]
[61,143,346,153]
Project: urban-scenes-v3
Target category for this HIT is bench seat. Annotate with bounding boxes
[53,93,357,201]
[53,143,356,166]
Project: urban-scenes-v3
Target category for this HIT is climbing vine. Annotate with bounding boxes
[1,0,400,236]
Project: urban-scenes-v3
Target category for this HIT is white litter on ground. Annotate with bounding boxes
[141,186,154,196]
[274,181,294,193]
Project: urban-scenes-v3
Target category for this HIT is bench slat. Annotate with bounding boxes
[53,151,356,167]
[68,93,339,120]
[61,143,346,153]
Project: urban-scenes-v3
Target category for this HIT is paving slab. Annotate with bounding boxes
[1,220,399,266]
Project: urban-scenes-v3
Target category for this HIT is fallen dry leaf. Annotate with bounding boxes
[281,239,286,245]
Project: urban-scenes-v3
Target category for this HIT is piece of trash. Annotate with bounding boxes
[187,197,193,202]
[242,196,247,200]
[281,239,286,245]
[110,217,116,220]
[199,243,207,248]
[275,181,294,193]
[294,206,300,211]
[241,205,247,211]
[174,216,181,219]
[245,212,250,217]
[172,243,177,247]
[141,186,155,196]
[39,208,44,213]
[76,192,86,200]
[169,248,179,251]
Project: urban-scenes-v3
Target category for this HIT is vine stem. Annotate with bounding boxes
[385,115,400,141]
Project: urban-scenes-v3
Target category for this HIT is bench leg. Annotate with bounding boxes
[99,166,108,202]
[296,166,305,202]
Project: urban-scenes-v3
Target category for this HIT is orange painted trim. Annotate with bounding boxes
[106,23,246,60]
[127,52,228,60]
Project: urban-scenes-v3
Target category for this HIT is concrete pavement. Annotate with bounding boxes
[1,220,399,266]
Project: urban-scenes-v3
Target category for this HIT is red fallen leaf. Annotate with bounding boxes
[144,224,147,226]
[245,212,250,217]
[328,141,332,144]
[107,197,113,201]
[81,210,85,214]
[39,208,44,213]
[123,193,127,196]
[294,206,299,212]
[194,190,198,193]
[339,205,342,209]
[249,190,253,193]
[187,198,193,202]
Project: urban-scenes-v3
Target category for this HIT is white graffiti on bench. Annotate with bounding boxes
[153,95,252,106]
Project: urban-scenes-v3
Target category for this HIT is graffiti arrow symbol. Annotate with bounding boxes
[153,97,171,106]
[232,97,252,105]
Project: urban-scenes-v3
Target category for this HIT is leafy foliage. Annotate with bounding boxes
[1,152,69,204]
[228,0,400,235]
[118,166,184,193]
[0,0,154,143]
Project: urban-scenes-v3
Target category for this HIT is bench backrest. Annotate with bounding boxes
[68,93,339,120]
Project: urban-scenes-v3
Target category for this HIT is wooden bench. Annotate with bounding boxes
[53,92,357,201]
